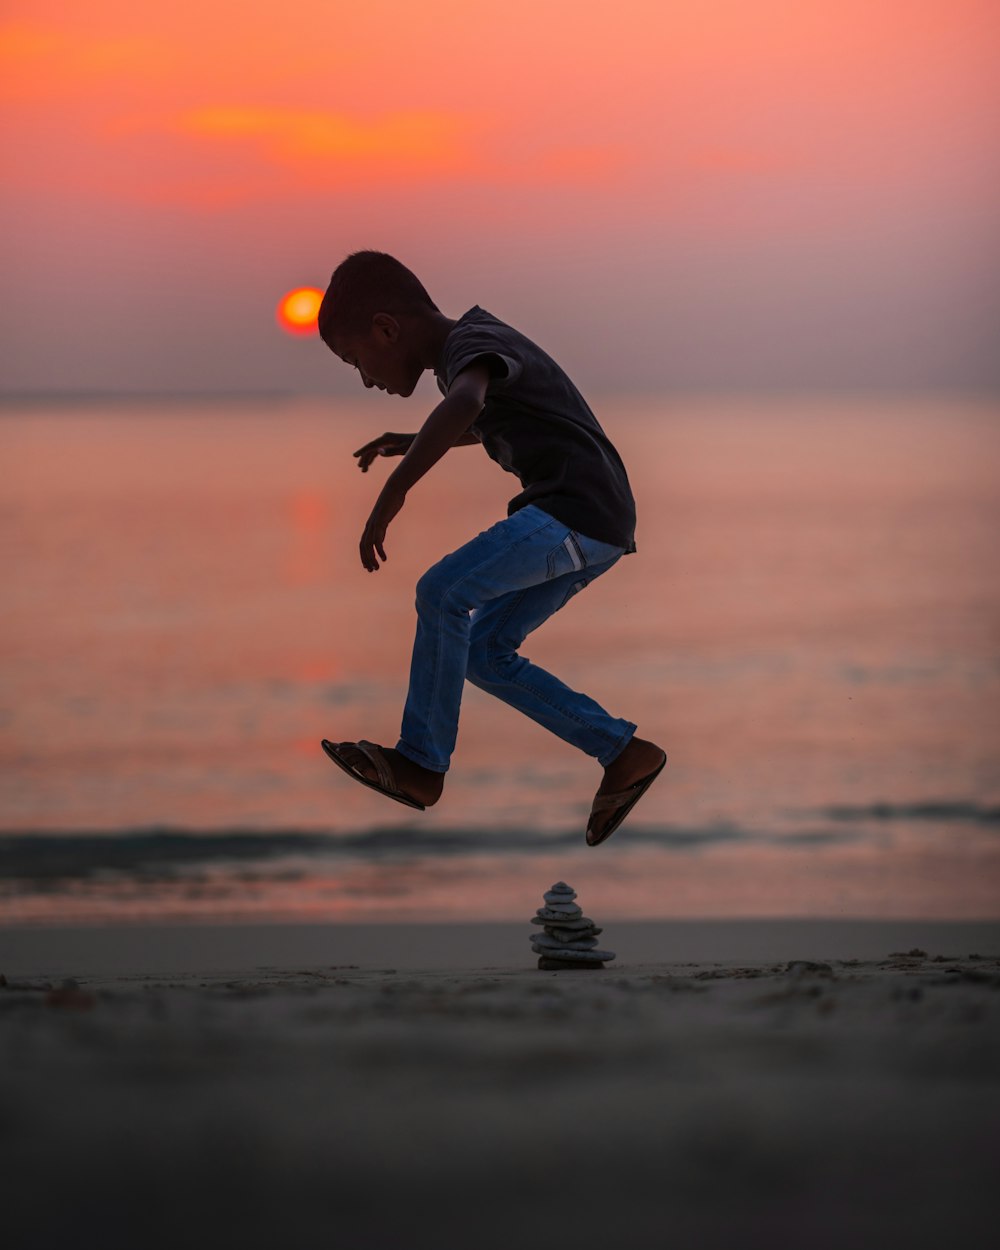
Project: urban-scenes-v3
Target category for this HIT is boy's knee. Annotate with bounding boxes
[415,558,482,615]
[415,562,450,610]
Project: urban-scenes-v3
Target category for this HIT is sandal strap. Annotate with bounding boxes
[590,784,643,814]
[355,740,394,792]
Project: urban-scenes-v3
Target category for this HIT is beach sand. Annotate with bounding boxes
[2,922,998,1249]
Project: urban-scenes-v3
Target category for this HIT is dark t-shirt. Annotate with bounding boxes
[435,306,637,552]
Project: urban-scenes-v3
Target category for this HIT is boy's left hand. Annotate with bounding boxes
[360,485,406,571]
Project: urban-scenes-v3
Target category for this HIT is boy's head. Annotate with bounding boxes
[318,251,440,397]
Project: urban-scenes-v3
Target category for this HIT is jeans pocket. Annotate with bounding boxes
[545,532,587,579]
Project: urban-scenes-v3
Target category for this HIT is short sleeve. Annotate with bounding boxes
[450,350,521,393]
[442,322,523,395]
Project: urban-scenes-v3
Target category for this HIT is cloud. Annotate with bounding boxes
[0,22,163,99]
[101,105,633,200]
[172,106,474,174]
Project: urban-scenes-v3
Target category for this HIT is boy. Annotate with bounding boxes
[318,251,665,846]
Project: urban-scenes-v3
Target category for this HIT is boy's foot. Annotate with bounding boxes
[321,740,444,809]
[587,737,667,847]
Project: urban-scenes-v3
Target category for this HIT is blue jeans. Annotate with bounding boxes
[396,505,636,773]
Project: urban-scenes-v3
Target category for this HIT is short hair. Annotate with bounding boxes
[318,251,439,344]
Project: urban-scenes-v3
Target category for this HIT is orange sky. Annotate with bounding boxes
[1,0,998,393]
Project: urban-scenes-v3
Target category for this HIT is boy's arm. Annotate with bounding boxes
[355,426,477,474]
[385,362,489,492]
[358,362,491,571]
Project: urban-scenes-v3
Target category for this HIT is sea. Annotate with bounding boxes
[2,393,998,925]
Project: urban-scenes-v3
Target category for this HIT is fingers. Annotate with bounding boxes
[360,545,386,571]
[353,434,387,457]
[353,434,407,471]
[353,438,390,457]
[357,475,403,570]
[359,524,387,572]
[353,440,384,472]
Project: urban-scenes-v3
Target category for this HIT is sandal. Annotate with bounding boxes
[586,751,667,846]
[321,739,426,811]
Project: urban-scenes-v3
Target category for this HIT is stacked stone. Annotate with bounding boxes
[530,882,616,970]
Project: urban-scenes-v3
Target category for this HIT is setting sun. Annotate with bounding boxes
[276,286,323,335]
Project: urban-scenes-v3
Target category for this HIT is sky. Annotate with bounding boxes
[1,0,998,396]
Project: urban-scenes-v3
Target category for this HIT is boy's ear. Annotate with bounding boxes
[371,312,400,341]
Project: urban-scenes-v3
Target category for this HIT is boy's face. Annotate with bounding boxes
[329,313,422,397]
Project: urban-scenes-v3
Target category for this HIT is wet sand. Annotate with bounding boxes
[2,922,998,1248]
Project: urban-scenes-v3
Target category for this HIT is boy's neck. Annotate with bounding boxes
[411,309,459,373]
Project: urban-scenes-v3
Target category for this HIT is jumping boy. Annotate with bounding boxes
[318,251,665,846]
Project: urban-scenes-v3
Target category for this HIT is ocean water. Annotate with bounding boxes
[1,394,998,923]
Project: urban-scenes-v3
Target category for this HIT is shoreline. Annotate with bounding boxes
[3,918,998,978]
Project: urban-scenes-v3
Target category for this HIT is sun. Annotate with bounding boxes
[277,286,324,335]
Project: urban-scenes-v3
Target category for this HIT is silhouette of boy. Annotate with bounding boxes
[318,251,665,845]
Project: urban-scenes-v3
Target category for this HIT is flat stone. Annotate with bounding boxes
[531,914,594,929]
[538,956,605,971]
[549,881,575,893]
[531,944,616,962]
[543,927,602,943]
[535,905,583,922]
[531,934,599,951]
[543,888,577,904]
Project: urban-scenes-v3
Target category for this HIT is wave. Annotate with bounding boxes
[800,801,1000,825]
[6,798,991,883]
[0,821,868,882]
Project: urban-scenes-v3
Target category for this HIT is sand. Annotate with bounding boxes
[2,922,998,1249]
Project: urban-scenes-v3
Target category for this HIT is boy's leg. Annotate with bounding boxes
[465,569,666,842]
[395,506,626,772]
[464,555,636,765]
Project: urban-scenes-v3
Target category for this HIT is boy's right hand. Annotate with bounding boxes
[353,432,415,472]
